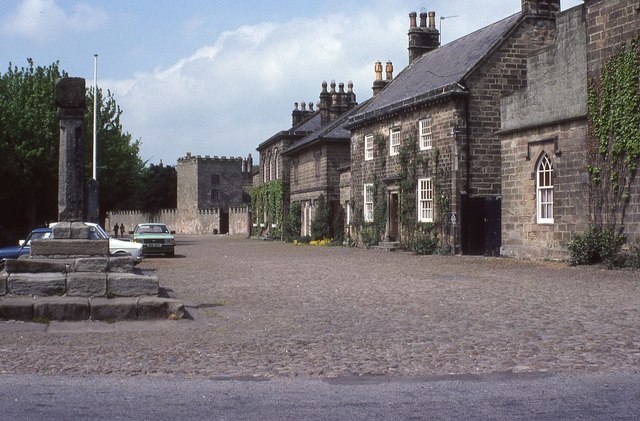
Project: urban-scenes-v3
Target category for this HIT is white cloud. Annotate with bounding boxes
[107,8,411,164]
[102,0,589,165]
[1,0,106,40]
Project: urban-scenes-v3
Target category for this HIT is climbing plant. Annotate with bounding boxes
[250,180,287,238]
[586,38,640,234]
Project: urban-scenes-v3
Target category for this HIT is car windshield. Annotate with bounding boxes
[136,225,169,234]
[25,231,51,245]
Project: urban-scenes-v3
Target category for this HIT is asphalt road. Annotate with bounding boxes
[1,371,640,420]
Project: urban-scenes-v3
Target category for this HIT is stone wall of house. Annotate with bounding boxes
[349,100,461,244]
[584,0,640,81]
[584,0,640,243]
[465,16,557,197]
[501,120,589,260]
[289,143,349,204]
[500,6,590,260]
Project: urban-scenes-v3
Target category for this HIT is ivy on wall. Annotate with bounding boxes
[250,180,287,238]
[586,38,640,233]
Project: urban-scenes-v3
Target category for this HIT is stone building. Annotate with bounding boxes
[254,80,360,238]
[500,0,640,259]
[282,81,361,237]
[346,1,560,254]
[107,153,253,236]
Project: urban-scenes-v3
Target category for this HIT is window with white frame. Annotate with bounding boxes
[390,127,400,156]
[365,134,374,161]
[364,183,374,222]
[536,153,554,224]
[419,118,432,150]
[417,178,433,222]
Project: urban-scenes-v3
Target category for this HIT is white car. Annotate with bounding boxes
[49,222,143,264]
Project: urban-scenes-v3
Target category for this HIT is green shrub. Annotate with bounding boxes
[411,223,439,255]
[568,225,625,267]
[310,194,331,241]
[360,225,380,248]
[284,202,301,242]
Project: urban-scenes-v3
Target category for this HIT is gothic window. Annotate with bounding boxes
[419,118,432,150]
[417,178,433,222]
[536,153,554,224]
[390,127,400,156]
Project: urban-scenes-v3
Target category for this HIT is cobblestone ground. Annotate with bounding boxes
[1,235,639,379]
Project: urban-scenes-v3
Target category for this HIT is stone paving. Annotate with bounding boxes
[0,235,639,379]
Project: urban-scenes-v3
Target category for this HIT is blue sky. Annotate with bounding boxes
[1,0,583,165]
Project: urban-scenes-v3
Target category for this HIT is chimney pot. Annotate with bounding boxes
[338,82,345,93]
[330,80,336,93]
[294,102,299,110]
[428,11,436,30]
[420,12,427,28]
[322,80,328,92]
[374,61,383,81]
[348,81,353,93]
[301,101,306,111]
[385,61,394,80]
[409,11,417,28]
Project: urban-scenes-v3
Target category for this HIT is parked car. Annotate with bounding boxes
[0,227,53,260]
[130,223,175,257]
[46,222,144,263]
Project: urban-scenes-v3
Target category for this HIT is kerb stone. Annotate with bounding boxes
[107,273,159,297]
[34,296,90,321]
[75,257,108,272]
[137,297,185,320]
[66,272,107,297]
[90,297,138,321]
[0,297,34,321]
[7,273,66,296]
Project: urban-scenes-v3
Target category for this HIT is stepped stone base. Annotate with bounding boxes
[0,252,183,321]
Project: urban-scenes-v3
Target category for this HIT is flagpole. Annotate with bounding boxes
[92,54,98,181]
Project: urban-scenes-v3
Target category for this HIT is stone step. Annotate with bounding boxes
[1,271,158,297]
[0,296,184,322]
[373,241,402,251]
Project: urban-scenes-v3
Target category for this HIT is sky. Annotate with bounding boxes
[0,0,583,166]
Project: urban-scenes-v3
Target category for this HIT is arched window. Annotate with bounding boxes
[536,153,554,224]
[274,149,279,180]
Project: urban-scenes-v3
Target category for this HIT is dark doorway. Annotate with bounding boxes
[388,192,399,241]
[220,209,229,234]
[461,195,501,256]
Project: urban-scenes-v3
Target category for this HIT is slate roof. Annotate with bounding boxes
[283,99,371,156]
[348,12,523,126]
[257,112,322,151]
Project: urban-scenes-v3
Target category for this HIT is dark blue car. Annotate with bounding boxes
[0,227,53,260]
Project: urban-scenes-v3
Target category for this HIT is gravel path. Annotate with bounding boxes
[1,235,639,379]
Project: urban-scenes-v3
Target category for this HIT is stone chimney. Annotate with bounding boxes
[521,0,560,17]
[319,80,358,126]
[408,9,440,64]
[372,61,388,95]
[291,101,315,127]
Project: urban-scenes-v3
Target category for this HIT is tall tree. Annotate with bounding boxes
[0,60,147,244]
[0,60,64,241]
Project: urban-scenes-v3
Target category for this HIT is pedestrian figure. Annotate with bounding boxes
[120,223,125,238]
[113,223,119,237]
